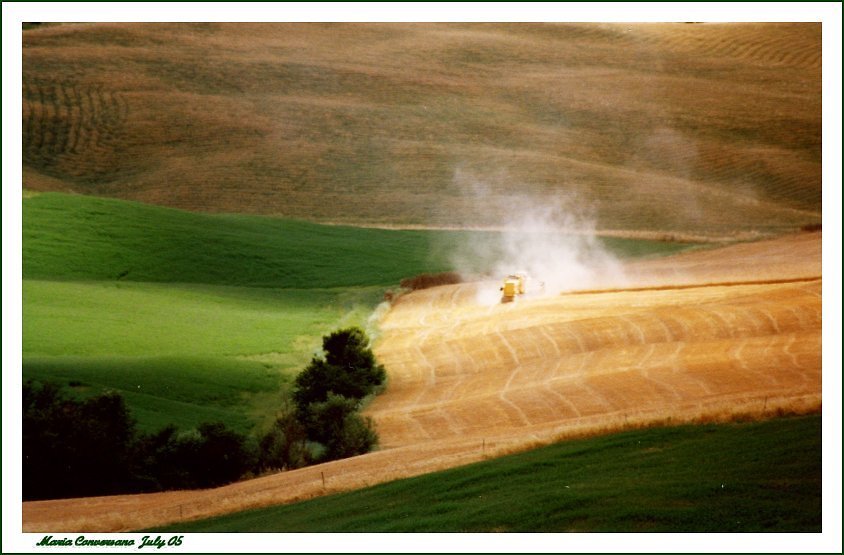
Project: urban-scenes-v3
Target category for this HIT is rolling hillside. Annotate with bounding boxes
[22,230,822,531]
[21,192,693,433]
[22,23,821,237]
[18,21,826,535]
[162,415,822,532]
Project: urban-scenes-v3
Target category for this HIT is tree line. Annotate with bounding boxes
[23,327,385,501]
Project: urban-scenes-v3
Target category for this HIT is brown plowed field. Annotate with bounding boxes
[22,23,821,236]
[21,231,822,532]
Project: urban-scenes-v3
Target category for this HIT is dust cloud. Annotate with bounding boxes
[447,170,627,305]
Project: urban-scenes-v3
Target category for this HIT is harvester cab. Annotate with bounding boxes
[500,272,527,303]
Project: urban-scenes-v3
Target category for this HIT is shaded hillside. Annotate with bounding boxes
[22,23,821,236]
[22,192,694,287]
[22,192,449,287]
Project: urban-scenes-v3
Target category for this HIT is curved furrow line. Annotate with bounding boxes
[65,83,83,155]
[780,334,802,372]
[538,325,562,358]
[543,380,583,418]
[733,337,789,388]
[634,344,686,402]
[755,307,782,334]
[666,342,715,397]
[407,344,438,406]
[436,406,465,437]
[495,330,521,367]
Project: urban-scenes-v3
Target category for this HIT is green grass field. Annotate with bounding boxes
[22,192,698,434]
[23,192,454,287]
[23,356,278,434]
[22,280,383,433]
[155,414,821,532]
[23,280,380,358]
[23,192,694,287]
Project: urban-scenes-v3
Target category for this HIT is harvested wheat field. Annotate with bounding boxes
[21,231,822,532]
[22,22,821,236]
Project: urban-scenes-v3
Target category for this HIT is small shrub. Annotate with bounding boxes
[258,407,310,472]
[301,394,378,461]
[399,272,463,291]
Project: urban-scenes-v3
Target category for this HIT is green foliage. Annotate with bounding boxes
[323,327,380,372]
[23,192,455,288]
[293,327,386,413]
[24,380,136,499]
[300,394,378,461]
[257,403,310,472]
[300,394,359,447]
[162,415,822,533]
[324,407,378,461]
[290,327,383,461]
[23,380,259,499]
[178,422,258,489]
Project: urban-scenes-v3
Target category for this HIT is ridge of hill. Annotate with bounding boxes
[22,23,821,236]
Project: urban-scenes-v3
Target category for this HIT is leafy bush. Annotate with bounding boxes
[300,393,378,461]
[257,403,310,472]
[23,381,136,500]
[23,380,257,500]
[293,327,385,413]
[291,327,384,461]
[399,272,463,291]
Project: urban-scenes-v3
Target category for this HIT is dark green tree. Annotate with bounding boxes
[23,381,136,499]
[287,327,384,462]
[72,391,137,495]
[301,393,378,461]
[258,402,310,472]
[23,380,259,498]
[292,327,385,414]
[195,422,258,487]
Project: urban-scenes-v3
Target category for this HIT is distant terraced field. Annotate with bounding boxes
[22,22,821,237]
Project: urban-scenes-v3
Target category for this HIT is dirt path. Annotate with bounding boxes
[21,232,822,532]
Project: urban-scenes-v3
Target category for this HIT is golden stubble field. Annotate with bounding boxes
[21,231,822,532]
[22,22,821,236]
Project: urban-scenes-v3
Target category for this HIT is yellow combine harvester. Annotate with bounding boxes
[500,272,527,303]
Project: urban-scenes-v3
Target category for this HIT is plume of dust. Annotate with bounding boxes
[449,173,628,305]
